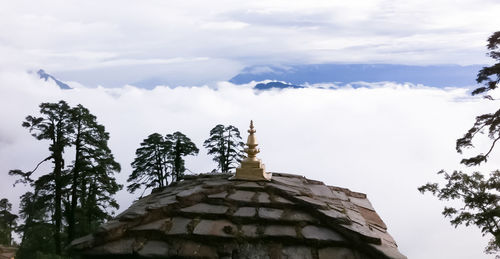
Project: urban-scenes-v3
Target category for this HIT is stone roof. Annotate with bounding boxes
[0,245,16,259]
[70,173,406,259]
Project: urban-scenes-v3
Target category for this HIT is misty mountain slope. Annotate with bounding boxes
[231,64,483,87]
[37,69,71,89]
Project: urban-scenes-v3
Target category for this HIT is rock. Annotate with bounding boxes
[181,203,228,215]
[234,207,257,217]
[167,217,192,235]
[318,247,369,259]
[193,219,236,237]
[208,191,228,199]
[240,225,258,238]
[131,219,168,232]
[301,225,345,242]
[256,192,271,203]
[264,225,296,237]
[281,210,315,222]
[138,240,169,257]
[228,190,255,203]
[176,240,218,258]
[258,208,283,220]
[282,246,313,259]
[295,196,328,209]
[88,238,135,255]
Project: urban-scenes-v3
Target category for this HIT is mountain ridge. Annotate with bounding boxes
[230,64,483,87]
[37,69,71,89]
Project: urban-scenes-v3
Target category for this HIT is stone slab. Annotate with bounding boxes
[131,219,168,232]
[282,210,315,222]
[89,238,134,255]
[167,217,192,235]
[318,209,350,224]
[318,247,368,259]
[208,191,228,199]
[273,196,294,205]
[236,182,264,189]
[282,246,313,259]
[256,192,271,203]
[258,208,283,220]
[138,240,169,257]
[193,219,236,237]
[264,225,296,238]
[302,225,345,241]
[296,196,328,209]
[228,190,255,203]
[181,203,228,215]
[234,207,257,217]
[176,240,217,258]
[240,225,258,238]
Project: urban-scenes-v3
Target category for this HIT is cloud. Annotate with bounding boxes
[1,0,499,85]
[1,71,499,258]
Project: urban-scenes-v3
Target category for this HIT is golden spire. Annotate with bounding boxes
[234,120,272,181]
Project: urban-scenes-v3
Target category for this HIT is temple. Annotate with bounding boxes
[70,121,406,259]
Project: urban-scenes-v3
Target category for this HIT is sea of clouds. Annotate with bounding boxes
[1,70,499,258]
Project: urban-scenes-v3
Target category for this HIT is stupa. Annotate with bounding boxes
[70,121,406,259]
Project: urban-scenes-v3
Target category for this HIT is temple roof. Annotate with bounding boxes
[70,173,406,259]
[0,245,16,259]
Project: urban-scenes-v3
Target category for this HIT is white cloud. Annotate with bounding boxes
[0,71,499,258]
[1,0,499,85]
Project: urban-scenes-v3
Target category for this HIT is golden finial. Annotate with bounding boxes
[233,120,272,181]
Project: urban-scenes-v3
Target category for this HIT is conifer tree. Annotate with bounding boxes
[10,100,121,257]
[166,131,199,182]
[419,31,500,254]
[127,133,171,193]
[203,124,244,173]
[67,104,121,241]
[16,100,73,254]
[0,198,17,246]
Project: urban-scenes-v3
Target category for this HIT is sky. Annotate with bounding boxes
[1,0,500,258]
[1,0,500,85]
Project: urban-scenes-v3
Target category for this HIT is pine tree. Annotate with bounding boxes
[127,133,171,193]
[165,131,199,182]
[16,185,57,258]
[10,101,121,257]
[419,31,500,254]
[203,124,245,173]
[18,100,73,254]
[0,198,17,246]
[67,104,121,241]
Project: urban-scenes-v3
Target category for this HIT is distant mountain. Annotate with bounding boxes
[230,64,484,87]
[37,69,71,89]
[254,81,303,90]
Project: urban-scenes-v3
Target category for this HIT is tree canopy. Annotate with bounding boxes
[128,131,199,194]
[9,100,120,258]
[0,198,17,246]
[127,133,171,193]
[419,31,500,254]
[203,124,244,173]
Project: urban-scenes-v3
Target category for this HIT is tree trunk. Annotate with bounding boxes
[68,119,82,243]
[53,148,63,255]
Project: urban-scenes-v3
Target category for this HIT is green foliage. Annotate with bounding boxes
[17,100,73,254]
[0,198,17,246]
[166,131,199,182]
[67,104,121,241]
[420,31,500,254]
[418,171,500,253]
[127,133,171,193]
[9,101,121,257]
[128,131,199,193]
[16,191,57,259]
[203,124,244,173]
[457,31,500,166]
